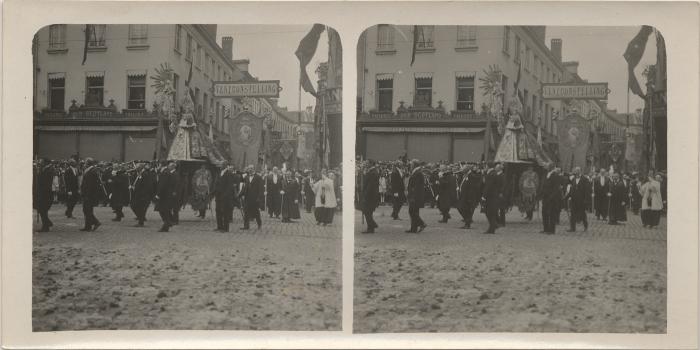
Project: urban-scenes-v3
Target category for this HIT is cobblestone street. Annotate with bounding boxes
[354,204,666,333]
[32,204,342,331]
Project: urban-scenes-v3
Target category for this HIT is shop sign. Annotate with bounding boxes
[214,80,281,98]
[542,82,609,100]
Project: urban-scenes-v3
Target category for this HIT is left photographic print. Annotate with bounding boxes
[31,24,343,331]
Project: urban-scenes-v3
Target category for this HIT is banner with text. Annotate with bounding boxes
[542,82,609,100]
[214,80,281,98]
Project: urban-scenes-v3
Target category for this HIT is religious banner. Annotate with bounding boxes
[229,110,265,169]
[556,112,590,172]
[625,128,643,164]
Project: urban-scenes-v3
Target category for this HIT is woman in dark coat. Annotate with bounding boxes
[280,170,302,222]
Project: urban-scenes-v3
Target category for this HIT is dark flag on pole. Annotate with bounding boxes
[623,25,654,98]
[82,24,92,65]
[295,24,325,97]
[513,61,523,104]
[410,25,419,66]
[185,60,194,101]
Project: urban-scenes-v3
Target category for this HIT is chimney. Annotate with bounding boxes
[563,61,579,75]
[222,36,233,60]
[550,38,562,62]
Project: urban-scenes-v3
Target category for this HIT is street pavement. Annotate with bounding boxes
[32,204,342,331]
[354,204,666,333]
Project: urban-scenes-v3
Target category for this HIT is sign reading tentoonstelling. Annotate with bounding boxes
[541,82,609,100]
[213,80,281,98]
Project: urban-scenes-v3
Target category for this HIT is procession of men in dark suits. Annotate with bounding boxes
[34,157,329,234]
[357,157,664,236]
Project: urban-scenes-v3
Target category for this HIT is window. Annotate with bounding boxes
[456,26,477,48]
[85,75,104,107]
[48,25,66,50]
[204,53,210,76]
[546,67,550,83]
[211,58,216,78]
[186,34,193,61]
[502,26,510,54]
[48,74,65,110]
[195,87,201,119]
[456,76,475,111]
[524,46,531,71]
[376,24,394,50]
[217,65,222,81]
[523,89,529,119]
[196,44,202,68]
[376,75,393,111]
[501,74,508,112]
[87,25,106,47]
[514,35,521,62]
[216,101,221,130]
[172,73,179,105]
[415,26,434,50]
[128,25,148,45]
[414,76,432,107]
[127,75,146,109]
[174,25,182,52]
[532,95,537,121]
[540,61,545,81]
[534,56,539,78]
[203,93,208,121]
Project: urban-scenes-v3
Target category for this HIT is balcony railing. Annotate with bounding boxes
[36,107,156,120]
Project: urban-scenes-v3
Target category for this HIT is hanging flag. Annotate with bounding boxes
[623,26,653,98]
[82,25,92,65]
[209,122,214,142]
[184,61,194,101]
[513,61,523,104]
[295,24,325,97]
[537,126,543,147]
[410,25,419,66]
[655,30,666,88]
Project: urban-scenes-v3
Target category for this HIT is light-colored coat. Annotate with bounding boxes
[640,180,663,211]
[313,177,337,208]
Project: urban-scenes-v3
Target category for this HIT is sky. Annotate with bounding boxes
[546,26,660,113]
[217,25,329,111]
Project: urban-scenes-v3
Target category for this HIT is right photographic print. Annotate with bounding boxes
[354,25,667,333]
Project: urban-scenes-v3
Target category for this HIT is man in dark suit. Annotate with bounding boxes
[109,165,130,221]
[80,158,103,232]
[266,167,282,218]
[608,173,627,225]
[593,169,609,220]
[389,162,406,220]
[406,160,427,233]
[241,165,264,230]
[34,158,55,232]
[63,159,80,218]
[214,162,236,232]
[458,163,482,229]
[361,160,380,233]
[482,163,506,234]
[565,167,591,232]
[130,162,155,227]
[540,163,561,234]
[436,165,456,223]
[155,161,179,232]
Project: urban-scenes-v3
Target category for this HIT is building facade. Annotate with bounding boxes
[357,25,565,163]
[33,24,299,163]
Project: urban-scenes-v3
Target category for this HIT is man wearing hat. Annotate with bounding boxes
[406,159,427,233]
[360,159,380,233]
[389,161,406,220]
[240,165,264,230]
[155,161,179,232]
[109,164,130,222]
[130,162,155,227]
[457,163,481,229]
[214,162,236,232]
[80,158,103,231]
[63,159,80,218]
[607,172,627,225]
[34,158,55,232]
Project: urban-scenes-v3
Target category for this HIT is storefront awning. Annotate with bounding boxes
[363,126,484,133]
[127,69,147,77]
[455,71,476,78]
[414,72,433,79]
[35,125,157,132]
[376,73,393,81]
[48,72,65,80]
[85,71,105,78]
